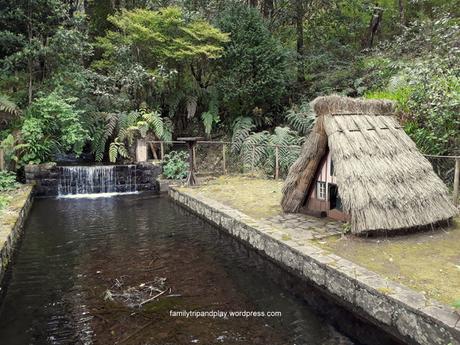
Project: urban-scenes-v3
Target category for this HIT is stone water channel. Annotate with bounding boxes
[0,191,404,344]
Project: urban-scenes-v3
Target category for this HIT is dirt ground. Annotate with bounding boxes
[180,176,460,306]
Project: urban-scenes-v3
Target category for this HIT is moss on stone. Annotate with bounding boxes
[281,234,292,241]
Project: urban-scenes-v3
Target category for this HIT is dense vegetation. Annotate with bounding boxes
[0,0,458,169]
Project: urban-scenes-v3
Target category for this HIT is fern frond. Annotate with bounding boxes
[241,131,270,166]
[118,143,129,158]
[285,101,316,135]
[105,112,119,139]
[231,116,254,153]
[144,110,164,138]
[109,142,118,163]
[0,94,21,116]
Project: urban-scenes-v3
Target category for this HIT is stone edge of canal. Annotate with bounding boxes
[0,185,34,290]
[168,187,460,345]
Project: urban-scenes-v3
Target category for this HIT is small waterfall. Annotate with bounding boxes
[58,165,138,197]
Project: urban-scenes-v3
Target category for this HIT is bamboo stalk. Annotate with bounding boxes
[160,142,164,161]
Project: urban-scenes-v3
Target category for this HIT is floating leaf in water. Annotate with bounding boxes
[104,290,114,301]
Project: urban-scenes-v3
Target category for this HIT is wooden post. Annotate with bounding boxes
[160,142,164,161]
[454,158,460,206]
[251,145,255,174]
[275,145,279,179]
[222,144,227,174]
[0,149,4,171]
[192,145,197,171]
[135,138,148,162]
[149,143,159,160]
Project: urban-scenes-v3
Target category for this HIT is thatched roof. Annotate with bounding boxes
[282,95,458,235]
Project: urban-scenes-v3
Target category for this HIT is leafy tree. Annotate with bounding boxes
[216,4,291,125]
[0,0,68,104]
[94,6,229,134]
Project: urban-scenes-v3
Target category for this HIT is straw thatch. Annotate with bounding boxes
[282,95,458,235]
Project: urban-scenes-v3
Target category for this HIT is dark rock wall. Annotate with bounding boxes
[25,163,162,197]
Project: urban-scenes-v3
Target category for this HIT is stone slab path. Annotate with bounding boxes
[262,213,343,241]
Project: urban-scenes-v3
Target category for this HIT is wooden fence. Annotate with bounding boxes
[147,140,301,180]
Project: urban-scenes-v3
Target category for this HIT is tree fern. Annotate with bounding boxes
[285,101,316,135]
[240,131,270,166]
[0,94,21,116]
[238,126,303,176]
[231,116,254,153]
[104,109,170,163]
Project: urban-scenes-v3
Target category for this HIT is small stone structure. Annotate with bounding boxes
[25,162,162,196]
[169,187,460,345]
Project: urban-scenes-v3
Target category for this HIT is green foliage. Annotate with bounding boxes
[230,116,255,153]
[0,94,21,116]
[20,93,89,164]
[95,6,229,69]
[0,194,11,210]
[104,109,171,163]
[239,126,303,177]
[216,4,291,124]
[1,0,459,167]
[365,88,412,112]
[162,150,189,180]
[285,101,316,136]
[0,170,18,191]
[363,14,460,155]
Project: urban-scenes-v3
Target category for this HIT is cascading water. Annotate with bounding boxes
[57,165,138,197]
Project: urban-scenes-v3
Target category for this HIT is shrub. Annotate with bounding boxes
[162,151,189,180]
[0,171,18,191]
[20,93,89,164]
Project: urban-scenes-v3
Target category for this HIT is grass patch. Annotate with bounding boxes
[181,175,283,219]
[315,218,460,305]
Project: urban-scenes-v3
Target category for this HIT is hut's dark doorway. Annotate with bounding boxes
[329,184,342,210]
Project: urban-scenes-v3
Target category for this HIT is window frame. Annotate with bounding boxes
[316,181,327,200]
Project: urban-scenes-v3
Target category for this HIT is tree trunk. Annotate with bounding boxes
[366,7,383,49]
[295,0,305,84]
[398,0,405,26]
[262,0,274,17]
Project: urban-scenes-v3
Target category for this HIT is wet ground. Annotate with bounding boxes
[0,193,401,345]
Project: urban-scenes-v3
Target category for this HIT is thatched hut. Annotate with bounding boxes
[281,95,457,235]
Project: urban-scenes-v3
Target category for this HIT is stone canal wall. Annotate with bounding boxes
[0,186,34,287]
[169,187,460,345]
[25,162,162,196]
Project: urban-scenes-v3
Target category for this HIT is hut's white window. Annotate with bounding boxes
[317,182,326,200]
